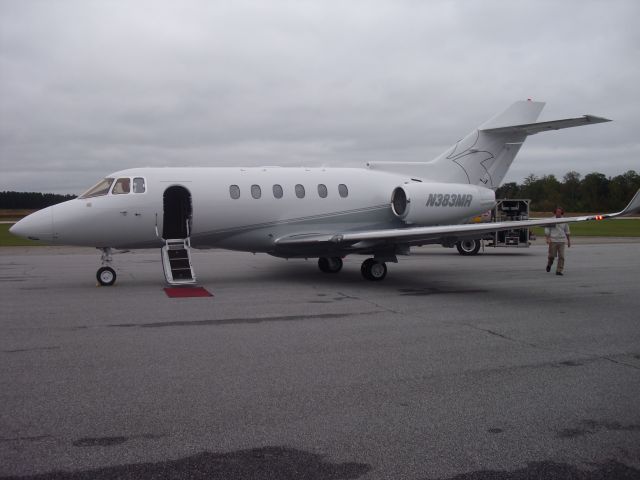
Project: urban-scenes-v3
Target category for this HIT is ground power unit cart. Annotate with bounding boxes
[453,199,532,255]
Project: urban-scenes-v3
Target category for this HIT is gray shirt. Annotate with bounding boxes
[545,222,570,243]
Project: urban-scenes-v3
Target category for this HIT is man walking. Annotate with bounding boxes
[545,207,571,276]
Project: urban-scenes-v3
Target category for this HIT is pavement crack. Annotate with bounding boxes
[0,435,52,444]
[109,311,382,328]
[463,324,540,349]
[461,323,640,371]
[3,346,61,354]
[600,355,640,371]
[557,419,640,439]
[335,290,401,315]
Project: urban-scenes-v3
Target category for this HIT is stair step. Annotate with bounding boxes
[162,238,196,285]
[167,249,188,260]
[172,270,194,280]
[169,258,191,270]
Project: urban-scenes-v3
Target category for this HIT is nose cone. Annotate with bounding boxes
[9,207,55,242]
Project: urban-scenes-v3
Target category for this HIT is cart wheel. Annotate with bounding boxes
[456,239,481,255]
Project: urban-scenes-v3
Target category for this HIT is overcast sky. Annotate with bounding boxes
[1,0,638,194]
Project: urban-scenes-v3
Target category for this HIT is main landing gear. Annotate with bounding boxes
[96,248,117,286]
[318,257,343,273]
[318,256,388,281]
[360,258,387,281]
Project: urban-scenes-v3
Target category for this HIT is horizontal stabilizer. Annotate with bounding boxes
[481,115,611,136]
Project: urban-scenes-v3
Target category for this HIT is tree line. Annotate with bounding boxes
[0,191,77,209]
[495,170,640,213]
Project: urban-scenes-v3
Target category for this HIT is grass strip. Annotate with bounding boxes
[0,224,47,246]
[532,219,640,237]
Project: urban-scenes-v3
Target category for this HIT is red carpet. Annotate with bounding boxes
[164,287,213,298]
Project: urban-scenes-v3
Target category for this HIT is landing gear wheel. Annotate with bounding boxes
[361,258,387,281]
[318,257,343,273]
[456,239,481,255]
[97,266,116,286]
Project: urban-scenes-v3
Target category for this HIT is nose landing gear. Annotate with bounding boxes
[97,266,116,286]
[96,248,117,286]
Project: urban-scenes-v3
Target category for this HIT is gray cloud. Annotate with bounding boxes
[1,0,639,193]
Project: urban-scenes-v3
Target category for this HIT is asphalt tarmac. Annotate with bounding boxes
[1,242,640,480]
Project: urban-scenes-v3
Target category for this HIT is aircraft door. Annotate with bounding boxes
[162,186,192,239]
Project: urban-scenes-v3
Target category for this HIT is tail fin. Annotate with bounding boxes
[436,100,545,188]
[367,100,611,189]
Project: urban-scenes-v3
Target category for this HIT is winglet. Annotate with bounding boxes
[578,188,640,221]
[617,188,640,216]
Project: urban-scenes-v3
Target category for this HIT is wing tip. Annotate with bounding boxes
[584,115,612,123]
[619,189,640,216]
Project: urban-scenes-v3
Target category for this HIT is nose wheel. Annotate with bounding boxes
[96,247,117,286]
[361,258,387,281]
[97,266,116,286]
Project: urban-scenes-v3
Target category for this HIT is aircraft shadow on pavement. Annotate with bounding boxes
[3,450,638,480]
[0,446,371,480]
[102,260,539,303]
[423,459,640,480]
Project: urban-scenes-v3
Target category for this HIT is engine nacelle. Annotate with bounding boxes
[390,182,495,225]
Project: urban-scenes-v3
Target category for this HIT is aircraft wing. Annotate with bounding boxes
[275,189,640,248]
[481,115,611,136]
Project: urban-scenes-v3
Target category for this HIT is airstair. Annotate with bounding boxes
[158,189,197,285]
[161,239,196,285]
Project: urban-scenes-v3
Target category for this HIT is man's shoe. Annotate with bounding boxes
[546,265,551,272]
[556,272,563,276]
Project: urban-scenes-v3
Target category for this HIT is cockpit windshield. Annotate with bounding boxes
[79,178,114,199]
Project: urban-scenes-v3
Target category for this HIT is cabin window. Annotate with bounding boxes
[251,184,262,199]
[133,177,146,193]
[295,184,305,198]
[338,184,349,198]
[273,184,283,199]
[229,185,240,199]
[79,178,114,199]
[112,178,131,195]
[317,184,328,198]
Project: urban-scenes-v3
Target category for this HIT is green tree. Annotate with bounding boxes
[607,170,640,210]
[0,191,76,209]
[520,174,540,204]
[495,182,520,199]
[561,171,582,211]
[536,175,562,212]
[581,172,609,211]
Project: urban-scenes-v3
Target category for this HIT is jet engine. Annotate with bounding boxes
[390,182,495,225]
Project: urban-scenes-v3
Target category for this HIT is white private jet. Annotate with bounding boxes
[10,100,640,286]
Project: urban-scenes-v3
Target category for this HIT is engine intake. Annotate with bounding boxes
[390,182,495,225]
